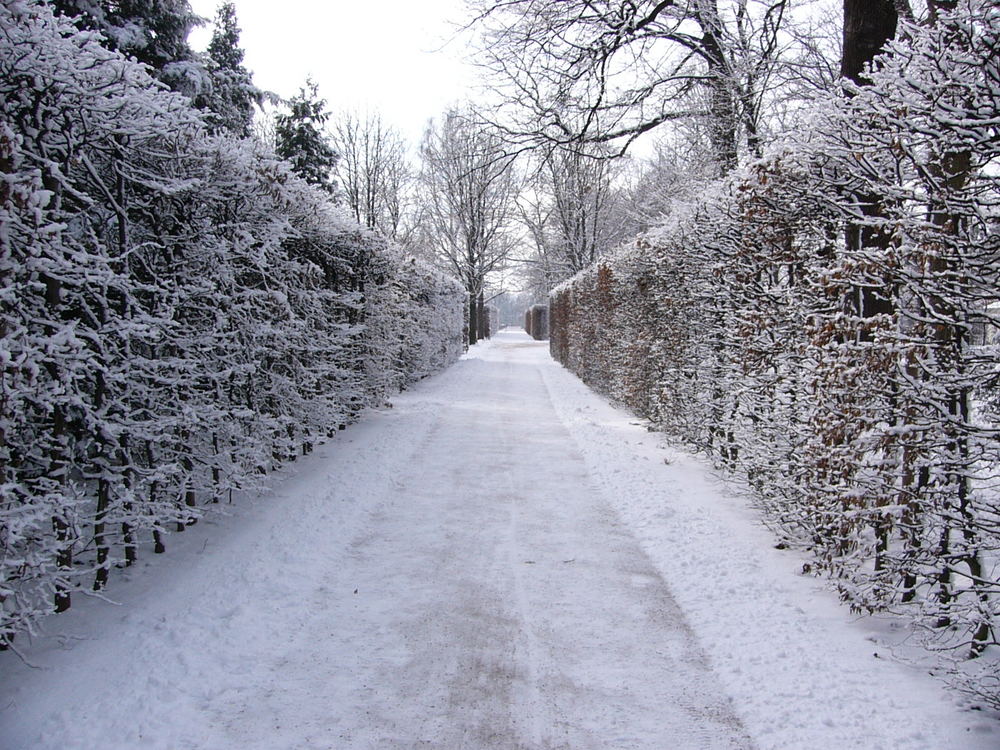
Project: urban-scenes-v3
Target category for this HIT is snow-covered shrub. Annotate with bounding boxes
[362,250,466,399]
[806,1,1000,690]
[0,0,464,645]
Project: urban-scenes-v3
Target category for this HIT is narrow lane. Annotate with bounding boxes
[197,331,751,749]
[0,330,751,750]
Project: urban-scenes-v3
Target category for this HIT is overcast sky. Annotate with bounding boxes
[188,0,481,148]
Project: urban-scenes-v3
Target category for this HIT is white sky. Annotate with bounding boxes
[187,0,481,148]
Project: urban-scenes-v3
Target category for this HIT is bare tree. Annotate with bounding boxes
[621,137,720,233]
[517,144,630,297]
[546,147,629,271]
[419,109,519,345]
[517,194,568,302]
[333,110,411,240]
[468,0,801,172]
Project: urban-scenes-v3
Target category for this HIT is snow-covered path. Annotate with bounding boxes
[1,330,995,750]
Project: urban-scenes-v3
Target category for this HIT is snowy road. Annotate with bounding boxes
[1,330,995,750]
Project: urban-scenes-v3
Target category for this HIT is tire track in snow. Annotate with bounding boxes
[466,338,753,750]
[498,356,550,749]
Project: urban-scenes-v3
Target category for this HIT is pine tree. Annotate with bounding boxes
[50,0,204,94]
[275,79,338,195]
[196,2,261,136]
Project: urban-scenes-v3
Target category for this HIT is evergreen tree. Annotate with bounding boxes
[50,0,204,94]
[197,2,261,136]
[275,79,338,195]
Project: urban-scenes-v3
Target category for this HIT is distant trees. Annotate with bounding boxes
[517,145,630,299]
[541,147,626,273]
[466,0,850,299]
[419,110,519,345]
[470,0,806,172]
[333,111,411,240]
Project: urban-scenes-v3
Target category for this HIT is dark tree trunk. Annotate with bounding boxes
[841,0,899,85]
[695,0,739,173]
[93,478,110,591]
[840,0,899,327]
[468,290,479,346]
[43,273,73,613]
[51,403,72,613]
[476,291,486,342]
[838,0,900,581]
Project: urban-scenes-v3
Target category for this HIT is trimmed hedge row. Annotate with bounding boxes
[550,2,1000,701]
[0,1,465,645]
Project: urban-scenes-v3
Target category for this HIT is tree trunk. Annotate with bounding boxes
[836,0,900,587]
[695,0,739,173]
[468,289,479,346]
[476,291,486,342]
[43,272,74,613]
[51,401,72,613]
[93,478,110,591]
[841,0,899,85]
[92,369,111,591]
[838,0,900,358]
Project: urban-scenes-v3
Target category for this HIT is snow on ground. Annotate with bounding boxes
[1,329,996,750]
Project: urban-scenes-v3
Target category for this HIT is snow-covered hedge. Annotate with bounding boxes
[0,0,464,645]
[551,1,1000,701]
